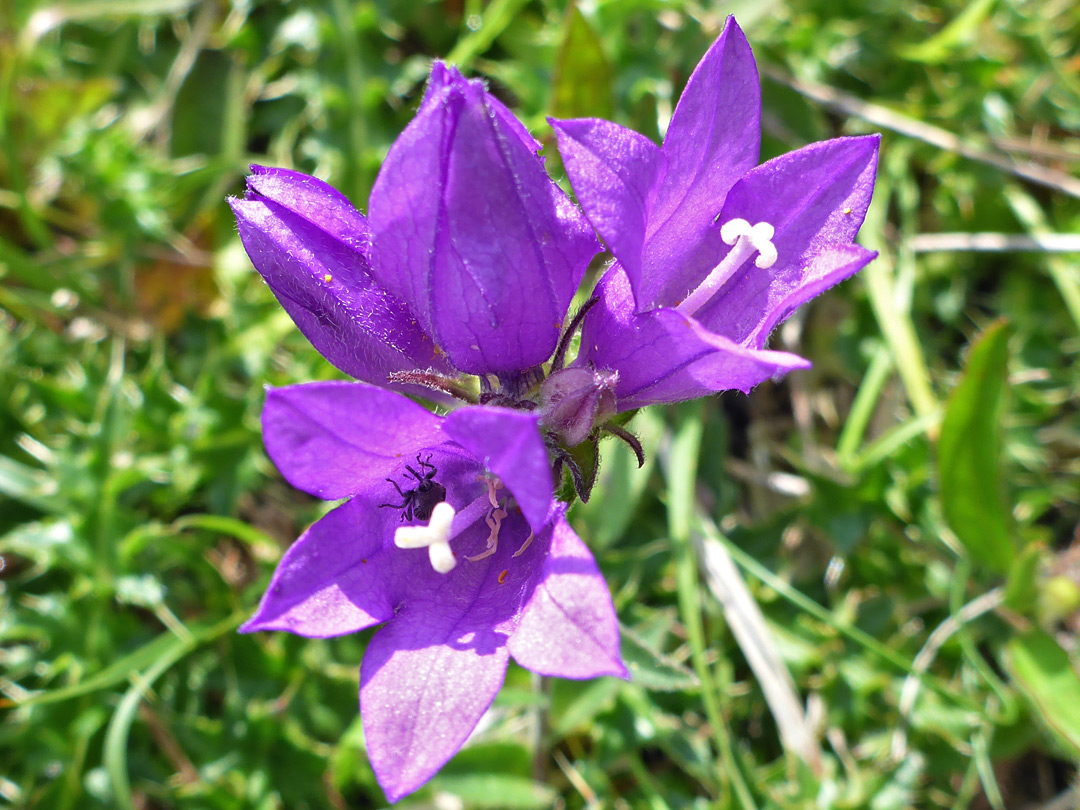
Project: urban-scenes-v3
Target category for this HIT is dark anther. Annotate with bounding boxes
[378,453,447,522]
[387,371,478,404]
[550,296,600,372]
[603,423,645,468]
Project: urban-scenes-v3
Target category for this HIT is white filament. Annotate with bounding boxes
[677,218,778,316]
[394,501,458,573]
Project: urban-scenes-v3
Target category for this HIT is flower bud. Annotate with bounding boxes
[539,367,617,447]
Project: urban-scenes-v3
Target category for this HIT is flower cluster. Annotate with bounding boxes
[230,17,878,802]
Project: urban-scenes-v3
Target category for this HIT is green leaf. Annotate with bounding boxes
[898,0,997,63]
[620,623,699,692]
[1003,543,1043,614]
[550,4,613,120]
[551,677,622,739]
[1005,629,1080,758]
[100,614,243,810]
[429,775,556,810]
[19,614,241,707]
[937,319,1016,573]
[0,455,65,513]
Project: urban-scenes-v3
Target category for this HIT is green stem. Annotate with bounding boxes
[836,343,893,465]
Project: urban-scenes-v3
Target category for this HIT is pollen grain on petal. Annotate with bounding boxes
[323,273,332,283]
[498,569,508,584]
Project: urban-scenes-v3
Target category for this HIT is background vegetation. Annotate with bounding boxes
[2,0,1079,807]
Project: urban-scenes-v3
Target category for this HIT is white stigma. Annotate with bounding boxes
[394,501,458,574]
[720,218,777,268]
[677,218,779,316]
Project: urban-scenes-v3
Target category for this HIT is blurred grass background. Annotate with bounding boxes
[2,0,1080,808]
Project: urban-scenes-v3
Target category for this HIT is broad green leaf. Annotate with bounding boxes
[937,320,1015,573]
[1005,629,1080,758]
[550,5,613,121]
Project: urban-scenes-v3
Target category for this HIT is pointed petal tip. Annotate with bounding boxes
[425,60,478,101]
[227,195,259,222]
[721,13,745,40]
[237,617,260,634]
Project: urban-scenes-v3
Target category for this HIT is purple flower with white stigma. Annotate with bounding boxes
[243,382,626,801]
[551,17,880,409]
[229,62,598,393]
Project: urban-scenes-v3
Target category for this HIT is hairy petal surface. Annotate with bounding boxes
[262,382,447,499]
[698,135,880,344]
[641,17,761,308]
[551,117,665,292]
[240,496,394,637]
[755,243,878,343]
[509,515,627,679]
[369,68,598,374]
[423,63,539,154]
[442,406,552,531]
[580,268,809,408]
[230,183,442,385]
[245,165,374,257]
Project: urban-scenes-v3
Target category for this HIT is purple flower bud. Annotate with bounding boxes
[539,366,617,446]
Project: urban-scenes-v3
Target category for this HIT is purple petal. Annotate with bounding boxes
[756,243,877,343]
[240,496,394,638]
[361,624,510,802]
[442,406,552,531]
[262,382,446,499]
[230,195,443,385]
[579,267,810,409]
[360,510,553,801]
[423,63,539,152]
[508,515,627,679]
[641,17,761,308]
[245,165,373,258]
[551,117,665,294]
[698,135,880,345]
[369,73,599,374]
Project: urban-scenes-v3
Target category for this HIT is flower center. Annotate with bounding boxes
[676,218,778,316]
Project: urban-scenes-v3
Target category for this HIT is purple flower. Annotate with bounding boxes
[243,382,626,801]
[229,63,598,391]
[551,17,880,409]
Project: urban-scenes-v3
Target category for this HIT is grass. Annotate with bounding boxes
[2,0,1080,807]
